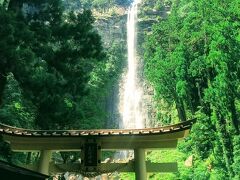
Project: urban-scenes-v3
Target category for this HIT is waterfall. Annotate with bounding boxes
[120,0,144,130]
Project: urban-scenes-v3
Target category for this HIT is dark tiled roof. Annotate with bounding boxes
[0,160,49,179]
[0,119,195,137]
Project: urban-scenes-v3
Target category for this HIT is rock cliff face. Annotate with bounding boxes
[93,1,171,129]
[93,8,128,129]
[137,0,171,127]
[94,8,127,47]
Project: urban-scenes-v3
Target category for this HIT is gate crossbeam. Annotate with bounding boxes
[23,161,178,173]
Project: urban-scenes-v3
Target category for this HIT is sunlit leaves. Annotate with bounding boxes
[144,0,240,178]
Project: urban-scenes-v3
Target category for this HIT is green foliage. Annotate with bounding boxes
[119,173,135,179]
[0,0,124,166]
[144,0,240,178]
[179,112,215,159]
[233,135,240,179]
[27,8,105,130]
[0,73,35,128]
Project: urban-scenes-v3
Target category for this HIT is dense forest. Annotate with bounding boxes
[0,0,240,179]
[143,0,240,179]
[0,0,127,168]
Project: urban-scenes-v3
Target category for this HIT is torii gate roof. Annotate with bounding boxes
[0,119,195,151]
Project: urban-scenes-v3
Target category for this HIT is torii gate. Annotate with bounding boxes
[0,119,195,180]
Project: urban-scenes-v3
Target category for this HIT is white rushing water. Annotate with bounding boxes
[114,0,145,161]
[121,0,144,130]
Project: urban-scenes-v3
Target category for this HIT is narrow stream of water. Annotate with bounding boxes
[121,0,144,130]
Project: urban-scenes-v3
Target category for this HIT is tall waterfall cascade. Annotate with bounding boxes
[119,0,145,130]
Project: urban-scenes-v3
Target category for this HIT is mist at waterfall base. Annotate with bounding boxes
[116,0,144,159]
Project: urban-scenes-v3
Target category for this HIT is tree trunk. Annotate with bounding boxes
[175,98,187,122]
[3,0,9,9]
[215,110,234,178]
[26,152,32,164]
[60,152,69,164]
[229,97,239,135]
